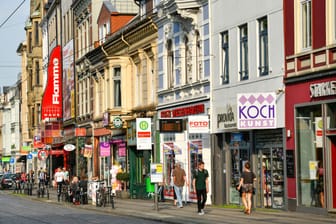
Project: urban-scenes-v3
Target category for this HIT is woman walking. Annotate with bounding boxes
[237,161,256,215]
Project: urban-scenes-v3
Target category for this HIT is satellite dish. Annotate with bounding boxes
[64,144,76,151]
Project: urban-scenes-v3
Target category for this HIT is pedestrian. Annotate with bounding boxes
[192,161,209,215]
[62,167,69,184]
[54,167,64,202]
[172,162,188,208]
[38,167,46,189]
[237,161,256,215]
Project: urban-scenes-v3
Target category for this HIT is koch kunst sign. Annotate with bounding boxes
[237,92,276,129]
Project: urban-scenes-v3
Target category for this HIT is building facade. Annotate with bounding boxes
[210,0,286,208]
[153,0,211,203]
[284,0,336,213]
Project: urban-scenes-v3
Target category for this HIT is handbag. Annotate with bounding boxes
[253,187,256,195]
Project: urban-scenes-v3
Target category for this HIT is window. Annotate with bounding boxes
[239,24,248,80]
[34,21,39,46]
[301,0,312,49]
[167,40,174,88]
[184,36,190,84]
[28,32,32,53]
[258,17,269,76]
[113,67,121,107]
[35,61,40,85]
[296,104,324,208]
[221,31,229,84]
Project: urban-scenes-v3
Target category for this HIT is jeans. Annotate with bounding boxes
[174,185,183,207]
[196,189,207,212]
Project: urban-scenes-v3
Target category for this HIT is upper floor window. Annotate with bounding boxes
[301,0,312,49]
[35,61,40,85]
[258,17,269,76]
[34,21,39,46]
[239,24,248,80]
[167,39,174,88]
[113,67,121,107]
[221,31,229,84]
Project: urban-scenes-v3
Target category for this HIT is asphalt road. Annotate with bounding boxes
[0,191,162,224]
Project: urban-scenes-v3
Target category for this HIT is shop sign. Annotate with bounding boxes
[41,45,62,120]
[188,116,209,133]
[217,104,237,129]
[83,144,92,158]
[75,128,86,137]
[160,104,205,118]
[136,118,152,150]
[103,112,109,127]
[310,80,336,98]
[113,116,123,128]
[100,142,110,157]
[64,144,75,151]
[237,92,276,129]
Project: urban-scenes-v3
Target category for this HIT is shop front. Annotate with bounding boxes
[286,76,336,213]
[212,92,285,208]
[158,102,211,204]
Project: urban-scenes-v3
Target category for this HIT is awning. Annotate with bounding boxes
[94,128,111,137]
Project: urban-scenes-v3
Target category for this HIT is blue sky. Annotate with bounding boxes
[0,0,29,89]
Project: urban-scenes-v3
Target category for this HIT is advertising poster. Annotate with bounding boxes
[150,163,163,183]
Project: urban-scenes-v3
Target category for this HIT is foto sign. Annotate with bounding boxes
[136,118,152,150]
[237,92,276,129]
[188,116,209,133]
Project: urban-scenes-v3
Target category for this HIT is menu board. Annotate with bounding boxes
[286,150,295,178]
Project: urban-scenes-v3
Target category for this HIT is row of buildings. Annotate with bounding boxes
[0,0,335,215]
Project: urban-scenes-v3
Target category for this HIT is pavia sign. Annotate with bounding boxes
[237,92,276,129]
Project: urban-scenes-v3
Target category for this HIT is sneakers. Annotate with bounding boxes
[198,210,205,215]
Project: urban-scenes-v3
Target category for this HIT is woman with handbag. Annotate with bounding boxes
[237,161,256,215]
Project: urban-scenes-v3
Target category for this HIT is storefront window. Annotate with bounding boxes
[327,103,336,129]
[296,104,324,208]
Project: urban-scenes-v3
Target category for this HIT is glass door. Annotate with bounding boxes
[257,148,284,208]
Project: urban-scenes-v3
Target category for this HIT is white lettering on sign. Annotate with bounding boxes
[310,81,336,98]
[52,58,60,105]
[237,93,276,129]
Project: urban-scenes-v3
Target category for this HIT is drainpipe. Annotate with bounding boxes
[101,45,108,57]
[121,32,131,48]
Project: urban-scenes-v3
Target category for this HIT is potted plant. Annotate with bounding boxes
[116,172,130,198]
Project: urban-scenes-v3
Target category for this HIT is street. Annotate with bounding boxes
[0,191,161,224]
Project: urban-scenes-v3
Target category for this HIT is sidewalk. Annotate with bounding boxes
[14,187,336,224]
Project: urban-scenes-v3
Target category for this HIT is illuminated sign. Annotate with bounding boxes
[159,119,184,133]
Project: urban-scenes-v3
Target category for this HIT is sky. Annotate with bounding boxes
[0,0,30,90]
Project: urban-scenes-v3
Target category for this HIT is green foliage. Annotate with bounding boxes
[116,172,130,182]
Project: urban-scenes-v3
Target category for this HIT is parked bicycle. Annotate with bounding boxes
[96,181,107,207]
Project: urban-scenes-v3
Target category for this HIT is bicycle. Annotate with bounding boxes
[96,181,107,207]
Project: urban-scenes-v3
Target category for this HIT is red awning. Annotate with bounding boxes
[94,128,111,137]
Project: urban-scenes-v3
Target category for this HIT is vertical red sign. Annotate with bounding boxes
[42,45,62,120]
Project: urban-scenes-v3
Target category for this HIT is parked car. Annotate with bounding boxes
[1,173,20,189]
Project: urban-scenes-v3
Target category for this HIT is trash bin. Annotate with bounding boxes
[145,177,155,193]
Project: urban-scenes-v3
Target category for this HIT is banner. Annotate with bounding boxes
[83,144,93,158]
[100,142,110,157]
[42,45,62,120]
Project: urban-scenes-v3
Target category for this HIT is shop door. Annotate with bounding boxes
[229,145,250,204]
[257,148,284,208]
